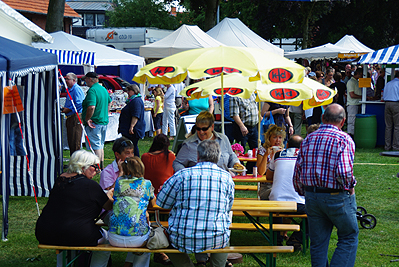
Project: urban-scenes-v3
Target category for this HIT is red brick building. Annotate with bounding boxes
[2,0,81,33]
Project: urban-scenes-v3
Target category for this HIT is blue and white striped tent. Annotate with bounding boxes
[0,36,61,240]
[39,48,95,66]
[358,44,399,64]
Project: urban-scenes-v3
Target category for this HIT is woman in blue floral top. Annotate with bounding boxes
[108,156,155,266]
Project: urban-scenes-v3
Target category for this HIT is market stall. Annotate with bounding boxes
[357,44,399,146]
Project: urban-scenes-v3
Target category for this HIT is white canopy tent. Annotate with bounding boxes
[139,24,224,59]
[284,43,352,60]
[207,17,284,56]
[335,35,374,53]
[32,31,145,71]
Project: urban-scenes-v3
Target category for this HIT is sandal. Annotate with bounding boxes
[226,260,233,267]
[154,253,172,265]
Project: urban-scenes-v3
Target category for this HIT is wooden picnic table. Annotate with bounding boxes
[233,175,272,183]
[238,156,257,162]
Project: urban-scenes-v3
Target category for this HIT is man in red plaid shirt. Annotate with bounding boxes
[293,103,359,267]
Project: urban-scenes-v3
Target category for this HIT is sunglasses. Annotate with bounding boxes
[90,164,99,171]
[196,125,211,132]
[121,140,133,147]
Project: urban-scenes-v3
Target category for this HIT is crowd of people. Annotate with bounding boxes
[37,67,385,266]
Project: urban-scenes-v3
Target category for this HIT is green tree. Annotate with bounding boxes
[107,0,179,30]
[178,0,220,31]
[46,0,66,33]
[313,0,399,49]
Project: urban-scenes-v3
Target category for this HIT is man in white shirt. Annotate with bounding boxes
[346,69,363,138]
[383,71,399,150]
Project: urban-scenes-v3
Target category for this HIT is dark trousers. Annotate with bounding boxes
[66,113,83,156]
[232,122,258,173]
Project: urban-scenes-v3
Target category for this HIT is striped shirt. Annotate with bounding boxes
[156,162,235,253]
[293,124,356,196]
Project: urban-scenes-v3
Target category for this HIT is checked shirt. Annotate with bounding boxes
[156,162,235,253]
[229,93,259,127]
[293,124,356,196]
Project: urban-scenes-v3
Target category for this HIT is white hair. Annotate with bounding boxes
[67,150,99,174]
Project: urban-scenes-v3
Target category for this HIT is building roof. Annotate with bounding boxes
[66,1,113,11]
[0,0,53,43]
[2,0,80,18]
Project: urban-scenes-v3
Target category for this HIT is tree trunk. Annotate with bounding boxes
[301,2,316,49]
[204,0,219,31]
[46,0,66,33]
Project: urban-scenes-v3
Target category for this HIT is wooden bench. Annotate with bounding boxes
[38,244,294,267]
[232,211,309,254]
[235,185,258,191]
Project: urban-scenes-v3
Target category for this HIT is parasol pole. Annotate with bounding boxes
[221,72,225,134]
[258,99,262,147]
[9,79,40,216]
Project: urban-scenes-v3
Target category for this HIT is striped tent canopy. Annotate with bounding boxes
[0,36,61,240]
[358,44,399,64]
[39,48,95,66]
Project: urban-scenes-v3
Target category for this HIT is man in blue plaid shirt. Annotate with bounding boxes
[157,140,235,267]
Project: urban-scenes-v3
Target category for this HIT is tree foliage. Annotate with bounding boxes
[106,0,179,30]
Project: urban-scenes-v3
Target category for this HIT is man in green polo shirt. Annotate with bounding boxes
[82,72,111,169]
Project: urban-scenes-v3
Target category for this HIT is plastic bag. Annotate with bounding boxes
[260,113,275,143]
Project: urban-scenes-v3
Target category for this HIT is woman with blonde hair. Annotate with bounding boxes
[257,125,286,200]
[35,150,114,267]
[153,87,164,136]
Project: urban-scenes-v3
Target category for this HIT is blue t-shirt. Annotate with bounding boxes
[118,96,146,139]
[188,97,209,115]
[64,83,85,116]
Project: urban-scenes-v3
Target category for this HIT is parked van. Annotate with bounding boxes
[86,27,172,56]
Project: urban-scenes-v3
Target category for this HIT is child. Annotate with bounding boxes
[153,87,164,136]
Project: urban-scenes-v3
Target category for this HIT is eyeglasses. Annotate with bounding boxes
[90,164,99,171]
[196,125,211,132]
[121,140,134,147]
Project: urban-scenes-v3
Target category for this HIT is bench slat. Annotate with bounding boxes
[152,222,299,232]
[234,185,257,191]
[38,244,294,254]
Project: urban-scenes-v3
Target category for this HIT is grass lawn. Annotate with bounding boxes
[1,136,399,266]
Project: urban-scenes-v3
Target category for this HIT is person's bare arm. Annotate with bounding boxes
[129,116,138,135]
[233,115,248,136]
[349,91,362,99]
[208,96,214,114]
[266,169,274,181]
[285,107,294,135]
[102,188,114,210]
[85,105,96,128]
[257,153,269,175]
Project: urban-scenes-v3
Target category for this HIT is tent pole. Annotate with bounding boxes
[221,72,225,134]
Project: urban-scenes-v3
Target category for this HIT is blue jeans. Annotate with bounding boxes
[305,191,359,267]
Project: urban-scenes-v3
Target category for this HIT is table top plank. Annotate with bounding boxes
[151,200,297,213]
[238,156,257,162]
[233,175,271,183]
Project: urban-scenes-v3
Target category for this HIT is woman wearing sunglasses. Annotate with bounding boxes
[35,150,114,267]
[173,110,244,173]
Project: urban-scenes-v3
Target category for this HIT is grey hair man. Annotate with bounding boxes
[81,72,112,169]
[157,139,235,267]
[62,72,85,156]
[293,103,358,266]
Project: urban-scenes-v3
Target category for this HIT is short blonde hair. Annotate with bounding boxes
[67,150,99,174]
[263,124,286,149]
[122,156,145,177]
